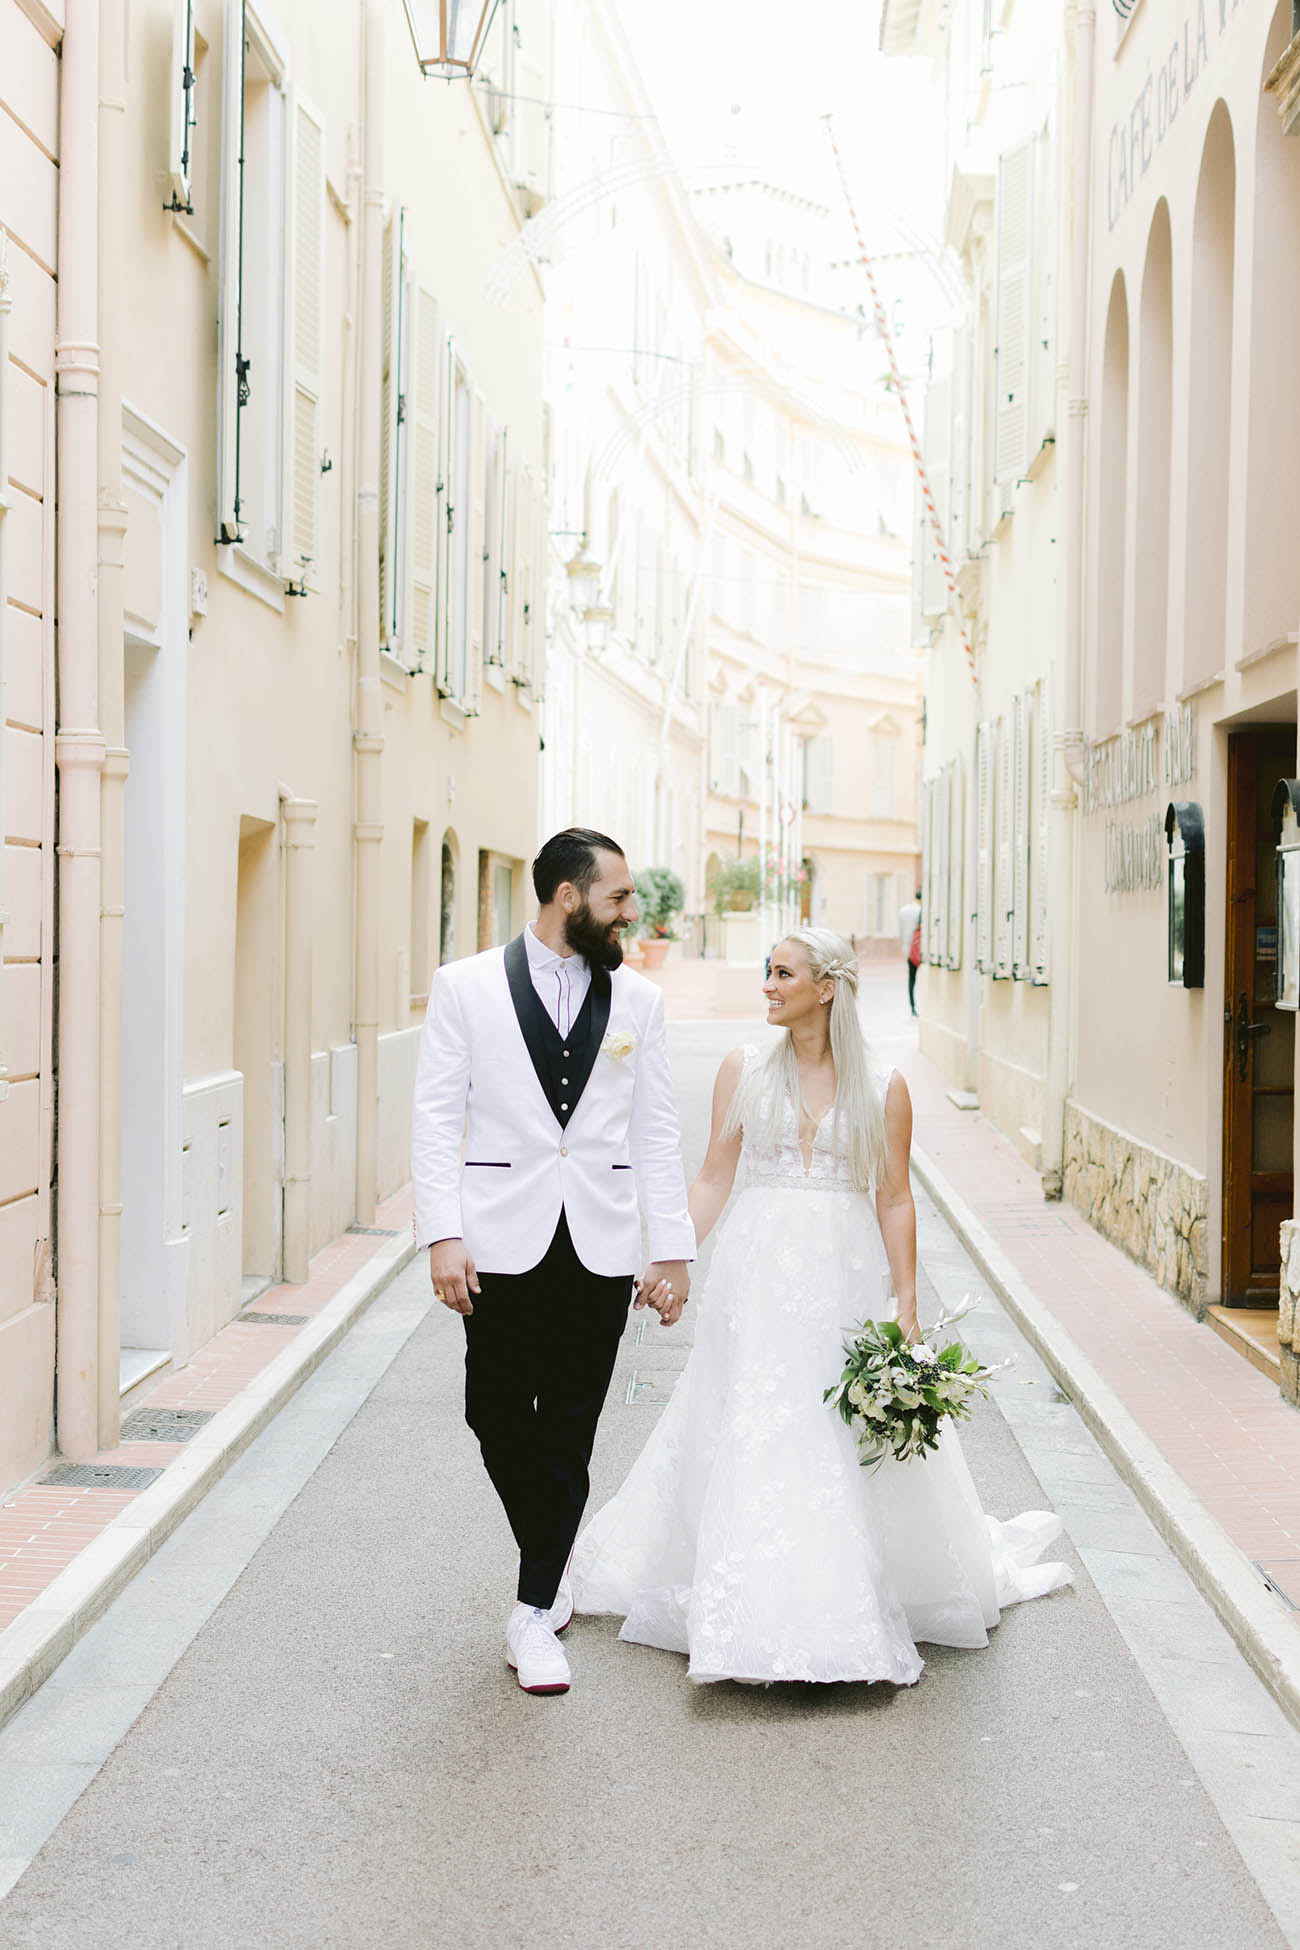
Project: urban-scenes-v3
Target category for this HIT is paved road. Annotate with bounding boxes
[0,996,1297,1948]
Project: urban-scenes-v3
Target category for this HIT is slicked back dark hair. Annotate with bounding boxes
[532,827,626,905]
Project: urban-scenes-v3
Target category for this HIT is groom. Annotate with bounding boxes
[410,828,695,1696]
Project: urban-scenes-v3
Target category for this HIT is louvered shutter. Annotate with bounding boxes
[216,0,245,542]
[920,376,950,618]
[1012,693,1031,976]
[946,756,965,971]
[949,328,970,562]
[282,91,325,590]
[509,0,550,212]
[1032,682,1050,983]
[921,780,935,963]
[530,471,547,698]
[975,723,993,972]
[995,139,1034,484]
[408,289,439,672]
[434,337,457,694]
[502,462,519,675]
[1032,128,1057,458]
[515,460,536,693]
[937,767,952,966]
[994,716,1013,977]
[167,0,196,213]
[379,213,406,653]
[804,735,834,815]
[467,389,486,707]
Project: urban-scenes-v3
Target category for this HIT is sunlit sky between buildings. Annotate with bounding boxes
[614,0,953,347]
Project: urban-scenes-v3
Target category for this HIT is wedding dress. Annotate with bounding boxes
[572,1052,1071,1686]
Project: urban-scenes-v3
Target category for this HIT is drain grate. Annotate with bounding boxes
[243,1311,310,1327]
[119,1406,214,1444]
[41,1462,163,1492]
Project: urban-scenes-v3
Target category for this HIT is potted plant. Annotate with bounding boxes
[711,857,762,916]
[634,867,686,970]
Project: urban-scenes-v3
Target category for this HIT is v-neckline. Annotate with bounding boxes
[795,1101,833,1176]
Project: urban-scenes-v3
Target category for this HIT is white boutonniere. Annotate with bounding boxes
[601,1028,637,1063]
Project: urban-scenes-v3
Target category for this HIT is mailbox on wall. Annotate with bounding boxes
[1165,801,1205,988]
[1272,780,1300,1012]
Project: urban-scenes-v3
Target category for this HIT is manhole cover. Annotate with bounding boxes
[243,1312,310,1327]
[119,1407,214,1444]
[41,1463,163,1492]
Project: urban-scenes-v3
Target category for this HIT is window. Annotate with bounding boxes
[411,821,431,1004]
[803,735,834,815]
[380,212,409,655]
[435,345,473,702]
[870,735,896,819]
[484,422,505,667]
[166,0,198,214]
[217,4,324,593]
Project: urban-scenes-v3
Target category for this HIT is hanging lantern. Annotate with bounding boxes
[400,0,503,80]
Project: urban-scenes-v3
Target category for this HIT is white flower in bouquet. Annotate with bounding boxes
[823,1298,1009,1471]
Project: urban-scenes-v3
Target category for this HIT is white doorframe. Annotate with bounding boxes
[120,406,189,1361]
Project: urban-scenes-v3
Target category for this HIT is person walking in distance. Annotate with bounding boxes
[899,886,922,1017]
[410,829,696,1696]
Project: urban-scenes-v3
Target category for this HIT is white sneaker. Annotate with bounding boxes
[506,1604,571,1696]
[547,1572,574,1634]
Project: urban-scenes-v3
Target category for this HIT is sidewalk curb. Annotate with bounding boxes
[0,1229,418,1734]
[911,1142,1300,1734]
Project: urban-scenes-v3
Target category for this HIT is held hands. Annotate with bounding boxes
[429,1239,480,1315]
[635,1259,690,1328]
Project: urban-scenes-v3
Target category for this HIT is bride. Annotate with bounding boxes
[572,927,1070,1686]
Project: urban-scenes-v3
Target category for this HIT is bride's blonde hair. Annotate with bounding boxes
[723,927,889,1193]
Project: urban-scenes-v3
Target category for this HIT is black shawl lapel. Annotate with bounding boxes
[503,933,556,1116]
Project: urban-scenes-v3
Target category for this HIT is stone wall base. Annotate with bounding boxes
[1064,1101,1208,1313]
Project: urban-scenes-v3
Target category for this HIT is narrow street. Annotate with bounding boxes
[0,997,1296,1948]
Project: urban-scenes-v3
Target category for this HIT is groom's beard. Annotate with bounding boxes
[564,900,626,971]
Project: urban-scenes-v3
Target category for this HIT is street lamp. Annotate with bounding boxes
[400,0,503,79]
[582,603,613,657]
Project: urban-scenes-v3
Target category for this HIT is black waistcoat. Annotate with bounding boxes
[503,933,612,1129]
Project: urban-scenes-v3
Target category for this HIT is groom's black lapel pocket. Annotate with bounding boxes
[611,1164,632,1170]
[466,1161,512,1167]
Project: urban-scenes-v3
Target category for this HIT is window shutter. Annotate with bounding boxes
[282,91,325,591]
[936,766,951,966]
[927,774,942,966]
[167,0,197,213]
[995,139,1034,484]
[408,288,439,672]
[1032,127,1057,458]
[515,460,536,693]
[489,428,508,667]
[509,0,551,213]
[434,336,457,694]
[1032,682,1050,983]
[994,716,1013,977]
[946,756,964,971]
[949,328,970,563]
[503,461,519,675]
[380,211,406,653]
[530,470,547,698]
[804,734,834,814]
[216,0,246,543]
[920,375,950,617]
[1012,693,1031,976]
[975,722,993,972]
[467,388,487,706]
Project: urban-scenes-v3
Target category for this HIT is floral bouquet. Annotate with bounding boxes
[824,1300,1007,1469]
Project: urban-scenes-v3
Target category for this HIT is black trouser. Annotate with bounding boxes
[908,961,918,1012]
[462,1212,633,1610]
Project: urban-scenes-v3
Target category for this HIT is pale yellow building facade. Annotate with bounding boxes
[0,0,550,1495]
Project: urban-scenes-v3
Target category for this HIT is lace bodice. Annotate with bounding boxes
[738,1045,893,1194]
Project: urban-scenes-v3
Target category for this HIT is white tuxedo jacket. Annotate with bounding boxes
[410,938,696,1276]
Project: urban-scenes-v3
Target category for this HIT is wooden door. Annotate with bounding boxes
[1223,729,1296,1305]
